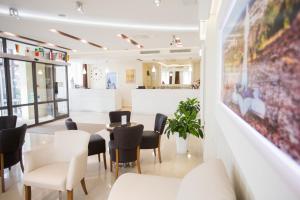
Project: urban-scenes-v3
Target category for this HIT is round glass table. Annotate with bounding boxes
[106,122,138,132]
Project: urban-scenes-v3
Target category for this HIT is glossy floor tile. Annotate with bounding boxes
[0,112,203,200]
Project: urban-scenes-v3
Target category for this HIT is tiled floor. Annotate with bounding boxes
[0,112,203,200]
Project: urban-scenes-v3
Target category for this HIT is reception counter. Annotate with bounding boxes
[132,89,200,115]
[69,89,121,112]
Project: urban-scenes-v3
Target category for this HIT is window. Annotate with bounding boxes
[36,63,53,102]
[56,101,68,116]
[55,66,67,100]
[0,109,8,117]
[13,105,35,126]
[38,103,54,123]
[0,59,7,107]
[10,60,34,105]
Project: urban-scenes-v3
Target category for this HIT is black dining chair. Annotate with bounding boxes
[140,113,167,163]
[0,116,17,130]
[109,124,144,178]
[109,111,131,123]
[65,118,107,169]
[0,124,27,192]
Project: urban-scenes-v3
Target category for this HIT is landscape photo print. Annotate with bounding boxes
[222,0,300,163]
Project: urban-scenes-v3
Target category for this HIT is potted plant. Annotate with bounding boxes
[164,98,204,154]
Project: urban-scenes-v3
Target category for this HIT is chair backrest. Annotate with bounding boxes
[0,124,27,153]
[113,124,144,150]
[154,113,168,135]
[109,111,131,123]
[0,115,17,130]
[176,159,236,200]
[65,118,78,130]
[53,130,90,162]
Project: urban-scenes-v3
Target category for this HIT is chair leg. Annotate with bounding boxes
[67,190,73,200]
[98,154,101,163]
[136,146,141,174]
[153,149,156,156]
[158,136,162,163]
[103,153,107,170]
[115,149,119,178]
[0,153,5,193]
[24,185,31,200]
[80,178,88,195]
[20,149,24,173]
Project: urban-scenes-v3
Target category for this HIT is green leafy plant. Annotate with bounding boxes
[164,98,204,139]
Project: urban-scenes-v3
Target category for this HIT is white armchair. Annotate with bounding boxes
[23,130,90,200]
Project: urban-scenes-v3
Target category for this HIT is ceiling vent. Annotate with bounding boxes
[169,49,191,53]
[140,50,160,54]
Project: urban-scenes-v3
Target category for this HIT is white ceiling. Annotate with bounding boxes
[0,0,211,58]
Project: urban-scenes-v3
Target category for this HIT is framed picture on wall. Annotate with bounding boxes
[106,72,117,89]
[126,69,136,83]
[222,0,300,165]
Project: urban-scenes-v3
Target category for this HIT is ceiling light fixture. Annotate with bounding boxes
[76,1,84,14]
[154,0,161,7]
[80,39,87,43]
[170,35,183,47]
[117,33,144,49]
[50,29,107,50]
[152,66,156,73]
[3,32,16,37]
[72,49,78,52]
[82,68,87,75]
[49,29,57,33]
[9,7,20,19]
[46,42,55,47]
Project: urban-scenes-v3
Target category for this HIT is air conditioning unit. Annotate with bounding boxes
[169,49,191,53]
[140,50,160,54]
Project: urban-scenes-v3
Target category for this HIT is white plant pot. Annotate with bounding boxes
[175,133,189,154]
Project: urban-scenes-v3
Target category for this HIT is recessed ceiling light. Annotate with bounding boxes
[76,1,84,14]
[9,7,20,19]
[117,33,144,49]
[3,32,16,37]
[80,39,87,43]
[154,0,161,7]
[47,43,55,47]
[72,49,77,52]
[103,47,108,50]
[49,29,57,33]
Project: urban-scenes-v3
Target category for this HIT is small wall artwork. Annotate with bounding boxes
[222,0,300,164]
[106,72,117,89]
[126,69,136,83]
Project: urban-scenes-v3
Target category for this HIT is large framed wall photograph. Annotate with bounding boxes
[222,0,300,165]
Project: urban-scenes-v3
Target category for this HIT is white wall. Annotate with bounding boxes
[69,59,143,107]
[203,0,300,200]
[132,89,200,115]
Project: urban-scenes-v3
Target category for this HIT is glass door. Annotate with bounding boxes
[9,60,35,126]
[0,58,8,116]
[54,65,68,117]
[36,63,55,123]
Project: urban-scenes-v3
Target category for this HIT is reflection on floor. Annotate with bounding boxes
[0,112,203,200]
